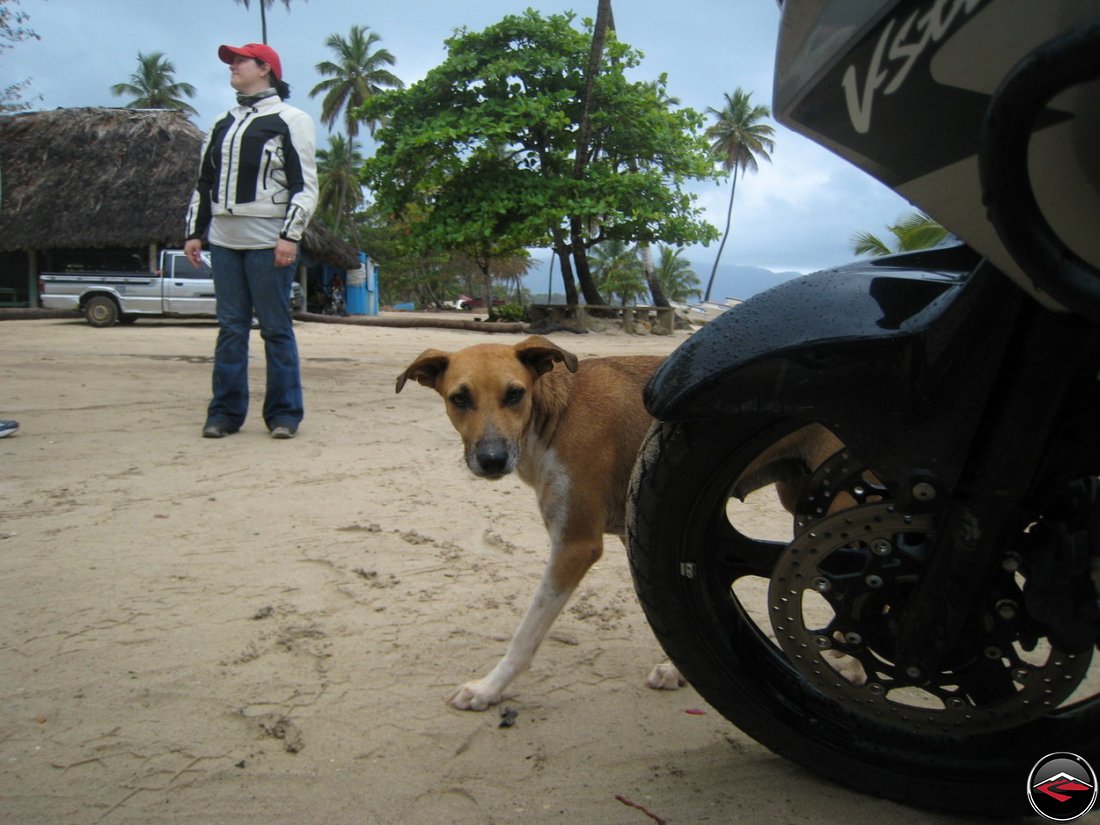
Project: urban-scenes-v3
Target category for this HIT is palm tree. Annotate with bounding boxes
[110,52,197,115]
[310,25,404,139]
[636,243,668,307]
[232,0,304,45]
[633,77,680,308]
[852,212,949,256]
[653,245,702,303]
[644,75,681,108]
[316,133,365,240]
[568,0,615,309]
[589,239,646,305]
[703,88,775,302]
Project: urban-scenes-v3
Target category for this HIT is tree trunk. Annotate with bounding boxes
[570,218,605,306]
[479,264,495,319]
[567,0,613,310]
[639,243,669,307]
[704,168,738,303]
[260,2,268,43]
[551,227,579,307]
[574,0,614,179]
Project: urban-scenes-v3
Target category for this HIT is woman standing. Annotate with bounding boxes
[185,43,317,440]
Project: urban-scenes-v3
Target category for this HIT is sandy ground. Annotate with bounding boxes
[0,315,998,824]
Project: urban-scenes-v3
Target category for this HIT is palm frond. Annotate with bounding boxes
[310,25,403,138]
[851,231,893,257]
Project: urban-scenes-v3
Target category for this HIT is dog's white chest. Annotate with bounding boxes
[518,436,571,539]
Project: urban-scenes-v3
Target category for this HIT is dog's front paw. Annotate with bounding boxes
[449,679,503,711]
[646,662,686,691]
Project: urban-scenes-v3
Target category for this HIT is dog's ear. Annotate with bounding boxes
[514,335,579,377]
[396,349,451,393]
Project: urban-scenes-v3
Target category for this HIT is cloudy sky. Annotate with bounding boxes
[10,0,914,298]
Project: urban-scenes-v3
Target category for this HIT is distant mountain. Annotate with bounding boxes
[523,258,805,304]
[705,263,804,303]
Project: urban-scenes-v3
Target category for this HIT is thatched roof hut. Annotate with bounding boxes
[0,107,359,305]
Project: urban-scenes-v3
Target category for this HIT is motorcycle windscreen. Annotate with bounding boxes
[773,0,1100,311]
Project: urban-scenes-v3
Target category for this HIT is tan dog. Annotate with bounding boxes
[396,335,848,710]
[397,336,665,709]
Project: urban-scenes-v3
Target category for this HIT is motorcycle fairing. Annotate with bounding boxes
[644,243,1020,494]
[774,0,1100,313]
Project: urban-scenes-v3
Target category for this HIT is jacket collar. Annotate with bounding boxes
[235,93,282,114]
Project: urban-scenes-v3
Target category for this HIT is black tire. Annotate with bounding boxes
[626,415,1100,815]
[84,295,119,328]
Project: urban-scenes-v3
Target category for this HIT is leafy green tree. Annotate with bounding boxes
[110,52,198,115]
[1,0,40,112]
[852,212,949,256]
[356,204,459,306]
[361,10,718,309]
[310,25,403,139]
[316,133,365,240]
[653,245,701,303]
[589,239,646,305]
[232,0,305,45]
[357,202,533,309]
[704,88,775,301]
[451,249,535,308]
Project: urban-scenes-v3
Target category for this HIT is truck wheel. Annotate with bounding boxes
[84,296,119,327]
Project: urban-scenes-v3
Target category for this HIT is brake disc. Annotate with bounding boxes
[768,501,1093,734]
[792,446,891,532]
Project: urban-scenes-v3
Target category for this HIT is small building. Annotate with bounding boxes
[0,107,359,307]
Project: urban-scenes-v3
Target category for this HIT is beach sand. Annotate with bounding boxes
[0,316,983,823]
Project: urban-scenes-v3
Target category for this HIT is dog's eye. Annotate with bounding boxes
[503,387,525,407]
[449,390,472,410]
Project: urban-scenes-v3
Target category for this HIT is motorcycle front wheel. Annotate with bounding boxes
[626,415,1100,815]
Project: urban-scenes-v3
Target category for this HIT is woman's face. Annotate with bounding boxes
[228,56,270,95]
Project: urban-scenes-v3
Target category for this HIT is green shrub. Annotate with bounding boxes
[494,303,525,322]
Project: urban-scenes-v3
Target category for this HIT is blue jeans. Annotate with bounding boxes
[207,245,303,431]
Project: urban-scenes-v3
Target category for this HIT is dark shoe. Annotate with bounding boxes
[270,424,297,439]
[0,420,19,438]
[202,422,232,438]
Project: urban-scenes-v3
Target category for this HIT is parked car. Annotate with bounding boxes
[39,249,304,327]
[451,294,506,310]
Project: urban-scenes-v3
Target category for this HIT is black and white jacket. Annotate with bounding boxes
[186,95,318,243]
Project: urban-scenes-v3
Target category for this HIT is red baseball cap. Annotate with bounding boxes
[218,43,282,81]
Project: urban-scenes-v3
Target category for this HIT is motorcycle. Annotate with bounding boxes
[626,0,1100,814]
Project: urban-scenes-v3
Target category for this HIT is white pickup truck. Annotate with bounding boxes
[39,249,304,327]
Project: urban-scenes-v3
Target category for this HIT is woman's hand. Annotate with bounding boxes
[184,238,204,268]
[275,238,298,268]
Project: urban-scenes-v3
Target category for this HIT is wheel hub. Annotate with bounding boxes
[768,501,1092,734]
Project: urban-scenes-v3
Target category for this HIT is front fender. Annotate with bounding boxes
[646,245,1022,489]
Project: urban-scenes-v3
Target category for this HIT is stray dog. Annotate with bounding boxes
[397,335,845,709]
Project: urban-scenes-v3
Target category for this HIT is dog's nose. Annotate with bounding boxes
[475,439,511,477]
